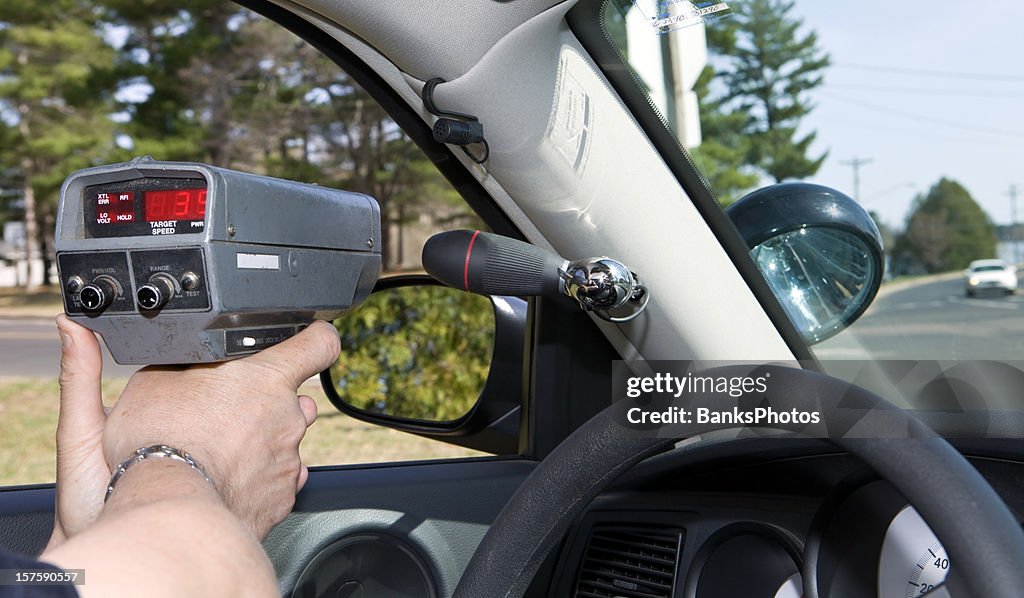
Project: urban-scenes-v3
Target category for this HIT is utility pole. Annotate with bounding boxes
[1008,184,1020,267]
[840,156,873,202]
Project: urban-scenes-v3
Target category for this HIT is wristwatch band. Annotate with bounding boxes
[105,444,216,502]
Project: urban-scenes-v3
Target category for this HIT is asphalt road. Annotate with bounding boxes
[816,276,1024,361]
[0,317,142,379]
[0,276,1019,379]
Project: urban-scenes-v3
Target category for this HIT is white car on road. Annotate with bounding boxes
[965,259,1018,296]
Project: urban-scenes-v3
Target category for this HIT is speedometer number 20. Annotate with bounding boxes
[907,544,949,597]
[877,506,950,598]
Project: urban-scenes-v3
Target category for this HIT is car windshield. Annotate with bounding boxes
[596,0,1024,395]
[973,265,1007,272]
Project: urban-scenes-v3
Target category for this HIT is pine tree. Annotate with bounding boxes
[688,65,759,205]
[97,0,248,164]
[0,0,117,287]
[707,0,830,183]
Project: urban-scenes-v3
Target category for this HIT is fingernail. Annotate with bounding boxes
[56,321,73,349]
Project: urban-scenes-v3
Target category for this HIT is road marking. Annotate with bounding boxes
[884,300,946,311]
[948,296,1022,311]
[808,348,873,358]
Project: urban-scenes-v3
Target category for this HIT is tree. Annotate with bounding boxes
[899,210,949,274]
[688,65,759,204]
[224,17,323,180]
[0,0,117,287]
[893,178,996,273]
[3,1,475,276]
[867,209,895,253]
[100,3,475,270]
[0,131,22,229]
[297,60,470,270]
[705,0,830,183]
[97,0,249,164]
[331,286,495,421]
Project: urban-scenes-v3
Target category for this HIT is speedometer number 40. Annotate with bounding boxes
[908,545,948,597]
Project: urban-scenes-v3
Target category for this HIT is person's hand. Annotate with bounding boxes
[101,320,339,539]
[48,314,115,549]
[50,315,339,544]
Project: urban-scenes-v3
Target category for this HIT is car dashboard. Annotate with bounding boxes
[267,435,1024,598]
[529,437,1024,598]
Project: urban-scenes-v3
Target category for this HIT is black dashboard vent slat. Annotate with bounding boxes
[573,525,683,598]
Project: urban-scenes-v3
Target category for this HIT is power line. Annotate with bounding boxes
[826,117,1008,147]
[825,83,1024,99]
[834,62,1024,83]
[861,182,916,206]
[818,92,1024,140]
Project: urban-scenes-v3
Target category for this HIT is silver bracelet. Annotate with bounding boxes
[105,444,216,502]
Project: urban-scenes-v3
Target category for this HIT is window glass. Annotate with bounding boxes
[0,2,495,486]
[602,1,1024,380]
[328,285,495,422]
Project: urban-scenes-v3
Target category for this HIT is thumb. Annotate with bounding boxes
[246,320,341,388]
[56,315,106,435]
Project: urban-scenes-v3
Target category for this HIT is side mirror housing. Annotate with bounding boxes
[727,182,885,344]
[319,274,526,454]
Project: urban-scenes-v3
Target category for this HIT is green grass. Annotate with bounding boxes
[0,378,484,487]
[0,284,488,486]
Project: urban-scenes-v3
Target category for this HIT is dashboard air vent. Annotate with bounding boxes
[574,525,683,598]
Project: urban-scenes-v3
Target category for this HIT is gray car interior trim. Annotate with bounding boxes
[277,0,569,81]
[281,0,795,363]
[263,459,535,596]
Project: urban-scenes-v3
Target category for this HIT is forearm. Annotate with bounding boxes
[40,460,277,598]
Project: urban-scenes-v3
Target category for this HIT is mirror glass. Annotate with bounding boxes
[328,285,495,422]
[752,227,880,343]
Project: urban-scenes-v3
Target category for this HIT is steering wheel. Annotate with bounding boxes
[452,365,1024,598]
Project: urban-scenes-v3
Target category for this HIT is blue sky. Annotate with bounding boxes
[786,1,1024,230]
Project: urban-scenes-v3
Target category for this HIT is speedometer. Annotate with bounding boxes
[878,506,950,597]
[774,573,802,598]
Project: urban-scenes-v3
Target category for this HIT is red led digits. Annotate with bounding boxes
[144,189,206,222]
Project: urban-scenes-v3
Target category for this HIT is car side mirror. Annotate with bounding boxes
[319,274,526,454]
[727,182,885,344]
